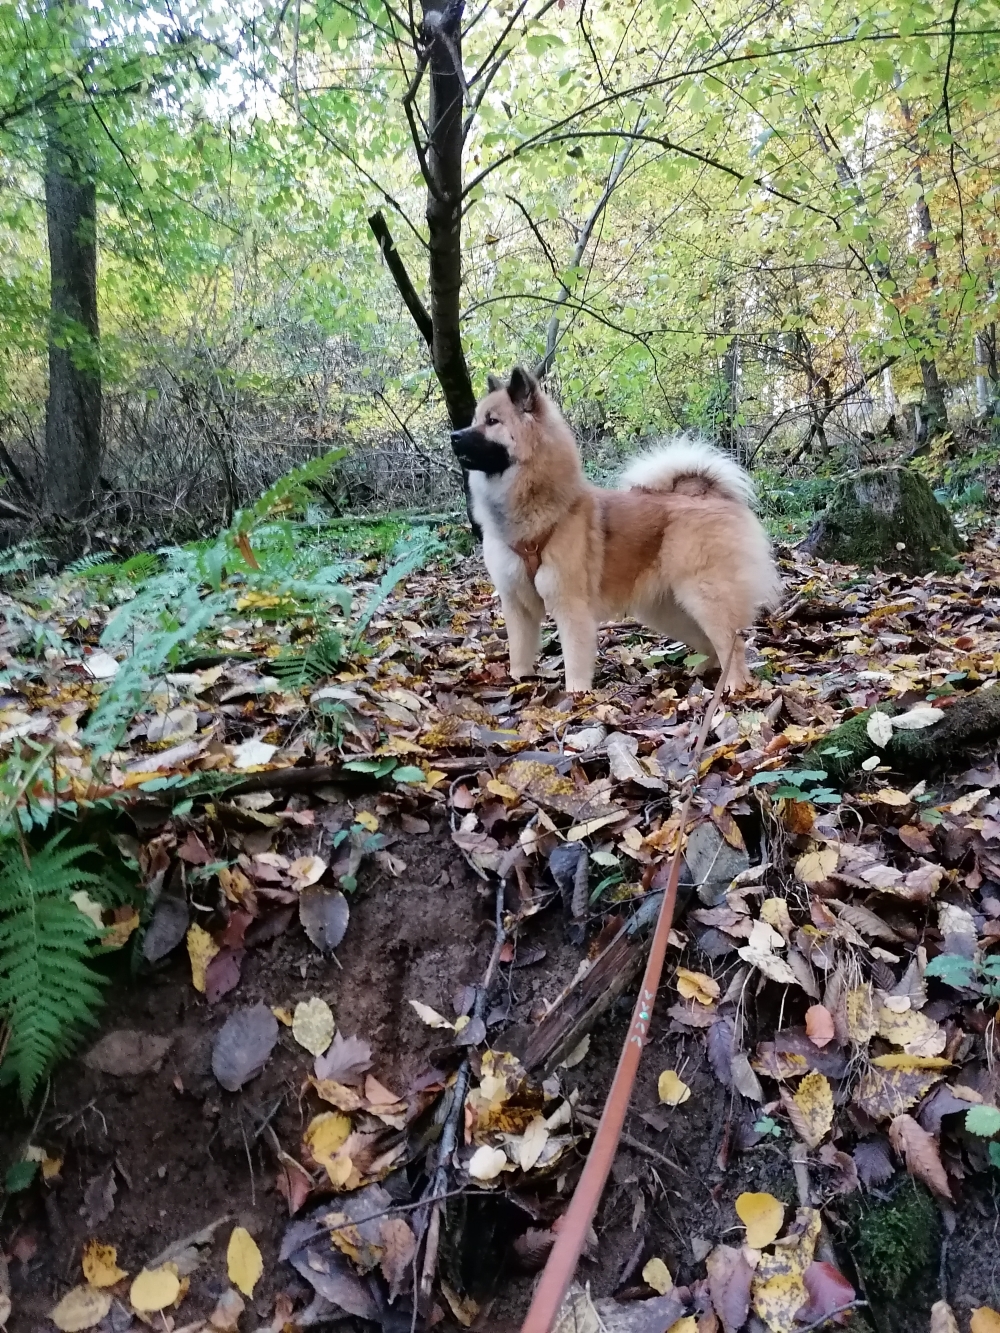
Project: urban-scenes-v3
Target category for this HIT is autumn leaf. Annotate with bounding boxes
[658,1069,692,1106]
[931,1303,960,1333]
[292,996,335,1056]
[642,1257,672,1293]
[971,1309,1000,1333]
[794,846,838,885]
[866,710,893,747]
[804,1004,835,1049]
[735,1192,784,1248]
[226,1226,263,1297]
[81,1240,127,1287]
[186,922,219,994]
[468,1145,508,1181]
[888,1114,953,1200]
[751,1207,821,1333]
[50,1287,113,1332]
[675,967,720,1005]
[783,1072,834,1148]
[129,1266,181,1312]
[409,999,455,1029]
[706,1244,756,1333]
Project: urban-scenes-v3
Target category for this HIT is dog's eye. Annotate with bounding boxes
[485,414,498,426]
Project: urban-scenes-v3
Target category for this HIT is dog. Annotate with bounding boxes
[450,367,780,693]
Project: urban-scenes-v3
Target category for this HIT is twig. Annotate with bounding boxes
[794,1301,869,1333]
[573,1111,686,1178]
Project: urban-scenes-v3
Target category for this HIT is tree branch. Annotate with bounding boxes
[368,210,434,346]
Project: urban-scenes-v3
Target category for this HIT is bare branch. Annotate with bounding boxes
[368,210,434,345]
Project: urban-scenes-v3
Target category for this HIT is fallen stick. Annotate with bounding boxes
[573,1111,686,1177]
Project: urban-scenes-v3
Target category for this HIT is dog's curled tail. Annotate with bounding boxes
[619,435,755,507]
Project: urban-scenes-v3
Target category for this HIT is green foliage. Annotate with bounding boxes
[271,630,344,689]
[350,529,445,651]
[965,1105,1000,1138]
[851,1185,939,1301]
[0,831,110,1105]
[924,951,1000,999]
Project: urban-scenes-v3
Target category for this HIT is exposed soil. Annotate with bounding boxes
[3,804,999,1331]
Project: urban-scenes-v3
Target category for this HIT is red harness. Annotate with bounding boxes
[511,527,555,581]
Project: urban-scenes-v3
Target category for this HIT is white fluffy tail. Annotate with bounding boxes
[619,434,755,507]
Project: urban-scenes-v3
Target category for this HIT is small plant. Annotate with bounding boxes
[749,767,841,805]
[923,951,1000,998]
[754,1115,782,1138]
[851,1184,938,1301]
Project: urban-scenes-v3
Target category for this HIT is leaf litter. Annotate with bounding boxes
[8,526,1000,1328]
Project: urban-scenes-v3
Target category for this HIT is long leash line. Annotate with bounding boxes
[520,642,737,1332]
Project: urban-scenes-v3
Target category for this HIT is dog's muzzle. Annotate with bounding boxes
[450,428,511,477]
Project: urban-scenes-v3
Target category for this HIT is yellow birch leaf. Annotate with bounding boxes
[735,1192,784,1248]
[972,1311,1000,1333]
[50,1287,113,1332]
[751,1207,821,1333]
[675,967,720,1006]
[872,1054,952,1070]
[873,788,911,807]
[846,985,877,1043]
[81,1240,127,1287]
[486,780,518,801]
[227,1226,264,1298]
[794,846,838,885]
[875,1002,947,1057]
[355,811,379,832]
[102,908,140,950]
[642,1258,673,1294]
[303,1111,352,1178]
[186,923,219,994]
[129,1266,181,1312]
[657,1070,692,1106]
[760,897,794,939]
[789,1072,834,1148]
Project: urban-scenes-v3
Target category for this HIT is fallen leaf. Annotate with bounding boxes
[81,1241,127,1287]
[380,1216,416,1300]
[705,1244,755,1333]
[226,1226,263,1297]
[855,1064,946,1121]
[875,1000,947,1057]
[299,886,349,952]
[231,737,278,769]
[972,1310,1000,1333]
[212,1003,279,1091]
[409,999,454,1029]
[468,1145,508,1181]
[735,1192,784,1249]
[314,1031,372,1084]
[642,1257,673,1294]
[293,997,335,1056]
[751,1207,821,1333]
[142,896,190,962]
[658,1070,692,1106]
[784,1073,834,1148]
[853,1138,895,1187]
[794,847,838,885]
[931,1302,960,1333]
[129,1266,181,1312]
[675,967,720,1006]
[891,705,944,730]
[79,1168,117,1230]
[208,1288,245,1331]
[83,1030,173,1077]
[873,788,911,807]
[49,1287,113,1331]
[866,710,894,747]
[559,1033,590,1068]
[289,855,327,889]
[518,1116,550,1172]
[804,1005,835,1049]
[889,1114,953,1199]
[186,922,220,994]
[796,1261,855,1326]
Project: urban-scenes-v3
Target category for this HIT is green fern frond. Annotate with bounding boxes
[237,448,348,529]
[0,833,107,1105]
[63,550,115,578]
[271,630,344,690]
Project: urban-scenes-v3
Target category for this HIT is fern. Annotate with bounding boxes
[350,529,443,649]
[63,550,115,578]
[235,448,348,529]
[0,832,108,1105]
[271,630,344,689]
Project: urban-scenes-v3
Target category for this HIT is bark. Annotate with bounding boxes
[45,108,101,518]
[422,2,476,429]
[975,328,997,415]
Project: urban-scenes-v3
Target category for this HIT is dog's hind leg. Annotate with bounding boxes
[673,583,752,691]
[552,600,598,693]
[501,589,544,679]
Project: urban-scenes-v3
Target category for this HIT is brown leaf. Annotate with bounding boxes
[314,1032,373,1085]
[204,948,245,1004]
[83,1030,173,1077]
[805,1005,835,1049]
[930,1301,960,1333]
[853,1065,945,1121]
[380,1217,416,1301]
[705,1244,755,1333]
[817,1144,859,1195]
[211,1003,279,1092]
[512,1228,555,1273]
[898,824,935,855]
[852,1138,895,1187]
[79,1168,116,1230]
[796,1261,855,1326]
[888,1114,953,1200]
[299,886,350,952]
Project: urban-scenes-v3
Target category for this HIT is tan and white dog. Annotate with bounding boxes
[450,367,780,693]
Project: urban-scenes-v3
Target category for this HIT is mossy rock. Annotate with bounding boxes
[800,466,962,573]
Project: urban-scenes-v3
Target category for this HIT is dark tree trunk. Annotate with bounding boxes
[422,2,476,429]
[45,117,101,518]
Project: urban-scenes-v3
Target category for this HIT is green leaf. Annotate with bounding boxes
[990,1142,1000,1170]
[965,1105,1000,1137]
[923,953,976,989]
[393,766,426,784]
[4,1159,38,1192]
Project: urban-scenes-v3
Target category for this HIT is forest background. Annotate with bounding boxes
[3,0,1000,538]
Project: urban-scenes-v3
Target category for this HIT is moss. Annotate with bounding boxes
[800,467,963,573]
[850,1183,939,1301]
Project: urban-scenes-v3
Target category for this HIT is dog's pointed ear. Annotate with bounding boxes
[486,373,503,393]
[508,365,539,413]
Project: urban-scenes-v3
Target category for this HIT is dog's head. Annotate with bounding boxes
[450,366,541,476]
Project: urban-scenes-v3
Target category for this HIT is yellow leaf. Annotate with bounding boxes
[129,1266,181,1312]
[675,967,720,1006]
[854,1065,946,1121]
[227,1226,263,1298]
[736,1192,784,1248]
[486,779,518,801]
[642,1257,673,1294]
[846,984,877,1043]
[794,846,838,885]
[81,1240,127,1287]
[50,1286,112,1331]
[872,1054,952,1070]
[355,810,379,832]
[186,923,219,994]
[102,908,140,950]
[667,1321,698,1333]
[788,1072,834,1148]
[751,1207,821,1333]
[657,1070,692,1106]
[303,1111,352,1180]
[874,788,911,807]
[972,1310,1000,1333]
[271,1006,294,1026]
[875,1001,947,1057]
[292,997,336,1056]
[760,897,793,938]
[409,999,454,1029]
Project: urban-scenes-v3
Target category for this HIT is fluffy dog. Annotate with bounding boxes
[450,367,780,693]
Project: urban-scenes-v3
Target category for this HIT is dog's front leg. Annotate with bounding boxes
[500,589,544,679]
[553,601,598,692]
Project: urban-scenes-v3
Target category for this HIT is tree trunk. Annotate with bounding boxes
[45,113,101,518]
[975,329,996,416]
[422,2,476,430]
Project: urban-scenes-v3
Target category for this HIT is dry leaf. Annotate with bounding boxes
[186,922,219,994]
[875,1000,947,1057]
[380,1216,416,1300]
[129,1266,181,1312]
[642,1257,673,1294]
[468,1145,508,1181]
[49,1287,112,1332]
[409,999,454,1029]
[971,1310,1000,1333]
[873,787,911,807]
[303,1111,352,1179]
[676,967,720,1006]
[289,855,327,889]
[705,1244,756,1333]
[891,706,944,730]
[889,1114,953,1199]
[299,885,349,952]
[845,985,877,1043]
[785,1073,834,1149]
[518,1117,550,1171]
[292,997,335,1056]
[804,1005,835,1049]
[209,1288,246,1331]
[794,846,838,885]
[658,1070,692,1106]
[866,710,893,746]
[735,1192,784,1248]
[855,1065,946,1121]
[226,1226,263,1297]
[212,1003,278,1091]
[751,1207,821,1333]
[83,1030,173,1077]
[931,1302,960,1333]
[81,1240,127,1287]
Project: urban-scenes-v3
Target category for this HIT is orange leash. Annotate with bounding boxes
[520,646,735,1332]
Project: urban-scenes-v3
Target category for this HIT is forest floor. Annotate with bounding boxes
[2,509,1000,1333]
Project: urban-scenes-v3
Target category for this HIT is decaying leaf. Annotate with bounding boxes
[186,922,220,993]
[380,1216,416,1301]
[209,1288,245,1332]
[83,1030,173,1077]
[675,967,720,1006]
[211,1002,279,1091]
[750,1207,821,1333]
[866,710,894,747]
[854,1064,946,1121]
[794,846,838,885]
[875,998,947,1057]
[971,1310,1000,1333]
[226,1226,263,1297]
[518,1116,550,1171]
[409,999,455,1029]
[705,1244,756,1333]
[299,885,350,952]
[314,1031,373,1084]
[735,1192,784,1249]
[81,1241,127,1287]
[642,1257,672,1294]
[658,1070,692,1106]
[289,854,327,889]
[888,1114,953,1200]
[49,1287,113,1332]
[783,1072,834,1148]
[293,996,335,1056]
[930,1302,960,1333]
[796,1261,855,1327]
[845,985,877,1044]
